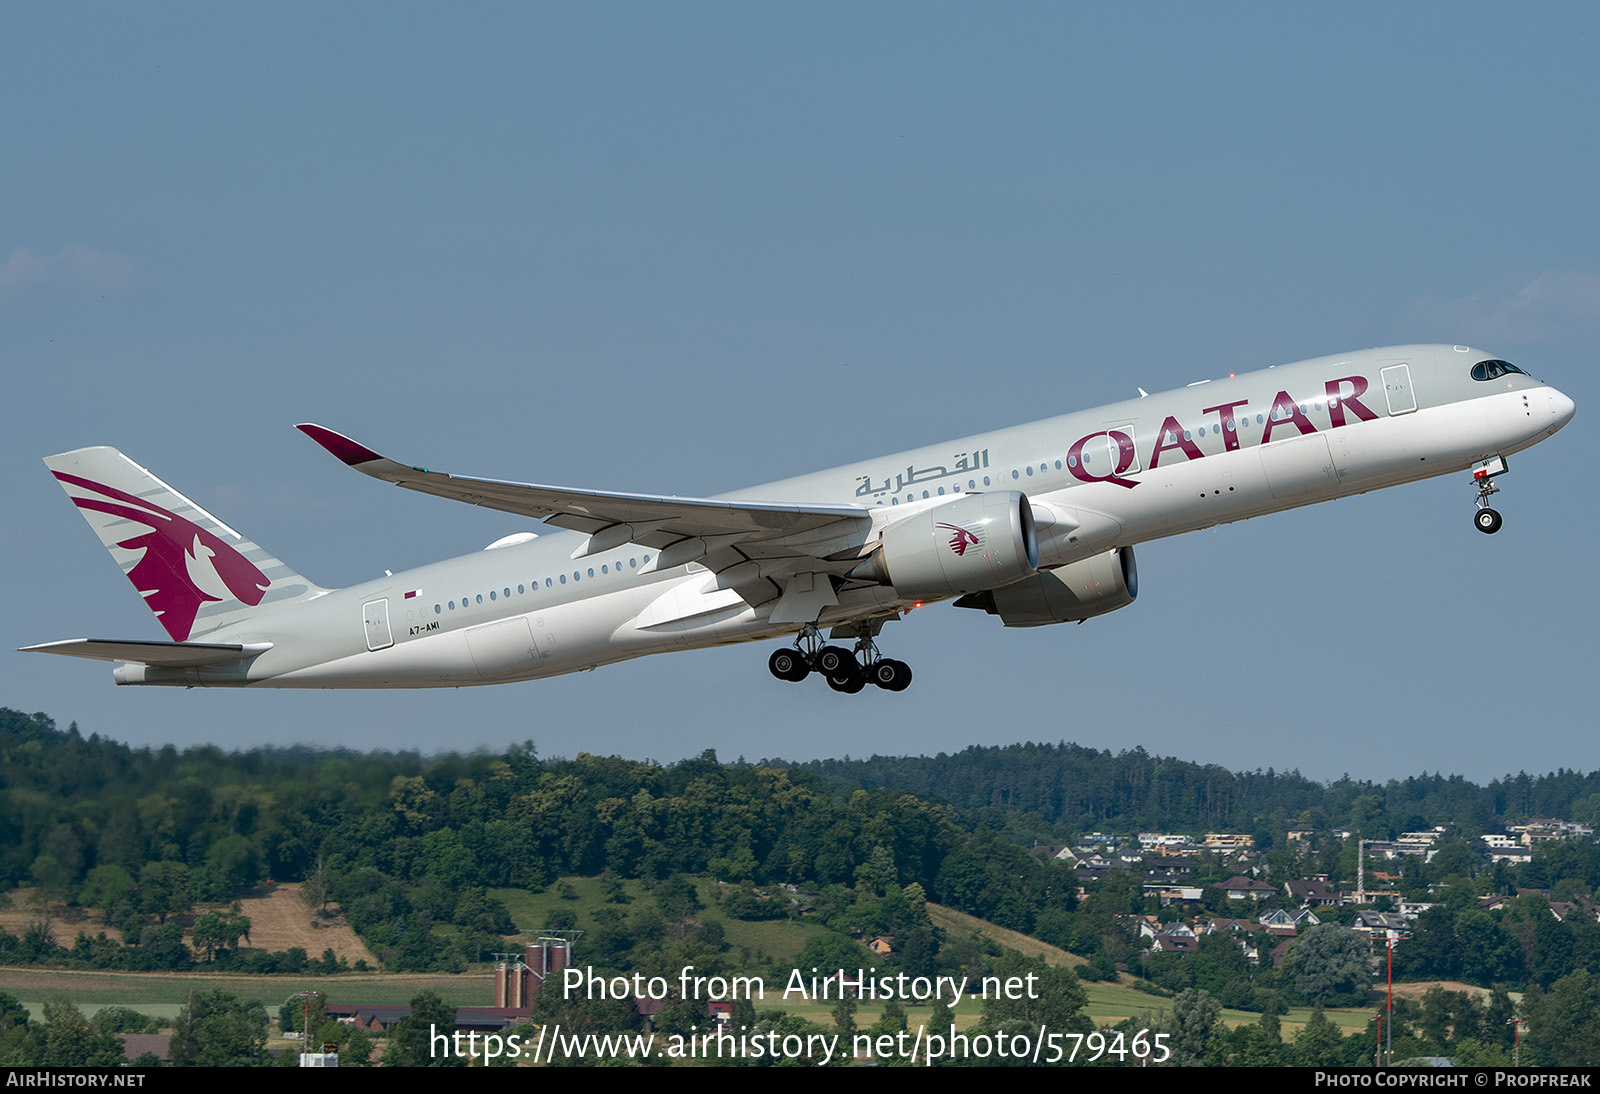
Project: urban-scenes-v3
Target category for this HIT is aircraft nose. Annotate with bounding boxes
[1549,387,1576,432]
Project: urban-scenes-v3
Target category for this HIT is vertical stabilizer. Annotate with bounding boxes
[44,447,325,641]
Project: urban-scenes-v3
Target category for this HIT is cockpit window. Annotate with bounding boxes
[1471,359,1528,381]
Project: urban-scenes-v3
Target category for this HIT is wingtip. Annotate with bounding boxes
[296,423,383,466]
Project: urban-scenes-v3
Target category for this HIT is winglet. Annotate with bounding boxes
[296,424,383,466]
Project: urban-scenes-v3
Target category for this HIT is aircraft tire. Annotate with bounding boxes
[816,645,856,675]
[1475,507,1503,534]
[870,659,912,691]
[769,648,809,682]
[827,670,866,694]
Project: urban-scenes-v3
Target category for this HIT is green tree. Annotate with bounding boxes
[38,1000,123,1067]
[191,910,251,962]
[830,995,857,1035]
[301,857,330,914]
[1290,1005,1347,1067]
[1286,924,1371,1007]
[170,990,270,1067]
[77,865,136,923]
[1162,988,1221,1067]
[980,952,1092,1034]
[1522,970,1600,1066]
[0,991,36,1066]
[138,861,192,923]
[383,991,464,1067]
[203,835,265,900]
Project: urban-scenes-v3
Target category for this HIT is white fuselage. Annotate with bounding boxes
[118,344,1574,687]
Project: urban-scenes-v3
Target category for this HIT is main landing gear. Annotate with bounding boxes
[767,623,912,693]
[1472,457,1508,535]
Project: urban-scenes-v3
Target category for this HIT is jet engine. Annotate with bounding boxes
[954,546,1138,627]
[855,491,1039,600]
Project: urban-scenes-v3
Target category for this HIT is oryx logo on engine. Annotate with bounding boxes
[937,522,981,556]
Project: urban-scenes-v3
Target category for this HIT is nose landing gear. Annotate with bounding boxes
[1472,457,1507,534]
[767,622,912,693]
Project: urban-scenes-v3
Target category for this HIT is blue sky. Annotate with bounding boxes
[4,4,1595,784]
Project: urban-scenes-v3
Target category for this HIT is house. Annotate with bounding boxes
[120,1034,172,1064]
[1351,911,1409,941]
[1151,922,1199,954]
[1143,882,1205,907]
[1204,834,1256,852]
[1285,879,1341,907]
[1030,844,1078,865]
[1548,899,1600,925]
[1219,876,1276,901]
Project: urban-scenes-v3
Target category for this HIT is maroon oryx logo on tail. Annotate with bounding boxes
[54,472,270,642]
[936,522,981,556]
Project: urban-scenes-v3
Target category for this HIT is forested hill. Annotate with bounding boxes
[791,742,1600,838]
[5,704,1598,903]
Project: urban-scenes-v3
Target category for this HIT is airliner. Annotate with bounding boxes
[24,345,1574,693]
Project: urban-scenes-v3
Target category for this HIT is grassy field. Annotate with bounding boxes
[0,876,1390,1041]
[0,962,1387,1043]
[928,904,1083,968]
[0,967,483,1020]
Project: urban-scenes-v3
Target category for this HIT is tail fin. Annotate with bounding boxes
[44,446,325,641]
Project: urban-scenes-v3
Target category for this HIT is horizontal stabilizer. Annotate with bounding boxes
[19,638,271,667]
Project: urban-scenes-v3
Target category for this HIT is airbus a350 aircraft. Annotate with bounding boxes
[25,345,1574,693]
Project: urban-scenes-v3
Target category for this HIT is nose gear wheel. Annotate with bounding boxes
[1471,457,1508,534]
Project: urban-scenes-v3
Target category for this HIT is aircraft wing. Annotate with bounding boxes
[20,638,271,667]
[295,424,871,557]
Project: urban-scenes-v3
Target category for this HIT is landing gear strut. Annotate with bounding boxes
[1472,457,1507,535]
[767,622,912,693]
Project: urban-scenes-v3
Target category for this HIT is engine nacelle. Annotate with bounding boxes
[954,546,1138,627]
[867,491,1039,600]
